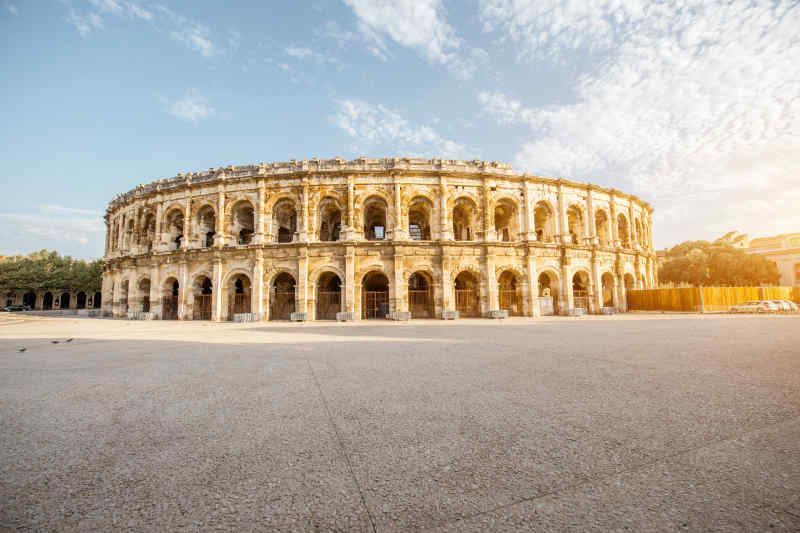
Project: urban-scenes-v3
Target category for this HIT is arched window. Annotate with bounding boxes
[318,198,342,242]
[363,197,388,240]
[271,273,296,320]
[454,271,480,317]
[140,212,156,251]
[534,202,555,243]
[572,271,589,310]
[316,272,342,320]
[617,214,630,248]
[408,197,432,241]
[498,270,522,316]
[795,263,800,286]
[595,210,610,246]
[453,198,477,241]
[231,201,254,245]
[567,206,585,245]
[197,205,216,248]
[164,209,184,250]
[494,200,518,242]
[273,200,297,243]
[138,278,151,312]
[229,274,251,317]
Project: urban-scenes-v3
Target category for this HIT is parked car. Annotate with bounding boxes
[1,304,31,312]
[730,301,778,313]
[773,300,799,313]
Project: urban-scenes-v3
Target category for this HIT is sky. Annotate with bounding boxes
[1,0,798,259]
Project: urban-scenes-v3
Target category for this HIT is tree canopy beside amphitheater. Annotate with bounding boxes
[659,241,780,287]
[0,250,102,293]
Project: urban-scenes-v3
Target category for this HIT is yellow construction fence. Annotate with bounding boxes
[626,286,800,312]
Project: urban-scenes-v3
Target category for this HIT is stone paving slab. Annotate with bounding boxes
[0,314,799,531]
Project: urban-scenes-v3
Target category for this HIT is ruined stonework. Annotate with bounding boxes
[102,157,656,321]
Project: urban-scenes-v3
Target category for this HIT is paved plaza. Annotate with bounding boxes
[1,314,799,531]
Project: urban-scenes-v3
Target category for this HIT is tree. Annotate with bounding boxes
[659,241,780,286]
[0,250,102,293]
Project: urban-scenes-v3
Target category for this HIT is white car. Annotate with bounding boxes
[730,301,777,313]
[773,300,799,313]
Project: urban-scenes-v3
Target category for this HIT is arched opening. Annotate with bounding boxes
[494,200,518,242]
[534,202,555,242]
[138,278,151,312]
[197,205,216,248]
[409,271,434,318]
[618,214,630,248]
[23,291,36,309]
[43,292,53,310]
[537,271,558,315]
[192,276,212,320]
[231,201,255,245]
[318,198,342,242]
[408,197,432,241]
[5,292,14,307]
[454,271,480,317]
[795,263,800,285]
[93,291,101,309]
[164,209,184,250]
[453,198,476,241]
[602,273,617,308]
[270,273,296,320]
[567,205,585,245]
[273,200,297,243]
[228,273,251,318]
[572,271,590,311]
[139,212,156,252]
[595,210,610,246]
[120,280,129,314]
[161,278,179,320]
[363,197,388,240]
[498,270,522,316]
[76,291,86,309]
[635,218,643,247]
[362,271,389,319]
[316,272,342,320]
[125,219,135,249]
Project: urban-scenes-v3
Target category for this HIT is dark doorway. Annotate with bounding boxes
[270,273,296,320]
[362,271,389,319]
[316,272,342,320]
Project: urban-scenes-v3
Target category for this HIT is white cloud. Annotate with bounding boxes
[332,99,469,158]
[66,9,103,36]
[478,0,800,247]
[285,45,344,69]
[343,0,481,78]
[286,46,313,59]
[0,205,105,258]
[164,91,215,123]
[6,3,18,15]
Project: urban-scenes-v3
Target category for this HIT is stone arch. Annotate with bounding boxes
[493,197,520,242]
[453,269,482,317]
[190,271,213,294]
[60,292,71,309]
[272,198,297,243]
[408,195,434,241]
[602,271,617,307]
[361,269,390,319]
[566,204,586,245]
[362,195,389,240]
[497,268,524,316]
[264,266,299,288]
[634,217,644,247]
[138,210,157,251]
[310,264,346,287]
[224,269,252,318]
[534,200,556,243]
[137,276,152,312]
[315,270,343,320]
[571,269,591,311]
[408,269,435,318]
[162,206,185,250]
[195,203,216,248]
[43,291,54,310]
[23,291,36,309]
[317,196,343,242]
[617,212,631,248]
[452,196,478,241]
[227,198,255,245]
[270,271,297,321]
[266,191,300,212]
[595,208,611,246]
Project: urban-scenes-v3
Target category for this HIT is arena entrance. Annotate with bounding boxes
[316,272,341,320]
[228,274,251,318]
[538,272,558,315]
[23,291,36,309]
[498,270,522,316]
[270,273,296,320]
[76,291,87,309]
[362,271,389,319]
[454,271,480,318]
[193,277,213,321]
[572,271,590,312]
[408,272,434,318]
[162,279,179,320]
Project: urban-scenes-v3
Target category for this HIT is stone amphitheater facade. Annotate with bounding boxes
[102,157,656,321]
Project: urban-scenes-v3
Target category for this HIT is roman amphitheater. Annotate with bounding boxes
[102,157,656,321]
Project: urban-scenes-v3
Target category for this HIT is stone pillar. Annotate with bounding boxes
[298,181,309,242]
[392,181,406,240]
[522,182,535,241]
[629,201,638,250]
[212,258,223,321]
[150,265,161,318]
[591,257,602,312]
[214,189,226,247]
[179,260,189,320]
[610,192,619,247]
[297,248,309,314]
[255,180,265,244]
[254,250,264,317]
[342,176,355,241]
[486,250,498,312]
[557,181,569,245]
[441,255,453,313]
[344,245,355,313]
[181,196,191,249]
[526,251,539,317]
[561,261,571,313]
[392,249,406,313]
[586,187,596,246]
[439,176,452,240]
[483,180,494,242]
[154,199,163,251]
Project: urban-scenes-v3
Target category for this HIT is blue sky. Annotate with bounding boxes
[2,0,798,259]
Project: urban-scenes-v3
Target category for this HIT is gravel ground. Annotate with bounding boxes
[1,314,799,531]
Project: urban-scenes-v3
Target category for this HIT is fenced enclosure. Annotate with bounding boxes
[626,286,800,312]
[455,289,480,317]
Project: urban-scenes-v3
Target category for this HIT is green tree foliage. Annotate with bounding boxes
[0,250,102,293]
[659,241,781,286]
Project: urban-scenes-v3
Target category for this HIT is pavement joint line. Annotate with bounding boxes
[425,413,800,531]
[303,355,378,533]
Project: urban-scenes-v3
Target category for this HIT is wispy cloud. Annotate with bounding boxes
[162,90,215,123]
[342,0,484,79]
[6,3,18,16]
[0,205,105,257]
[332,99,469,158]
[478,0,800,246]
[285,45,344,69]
